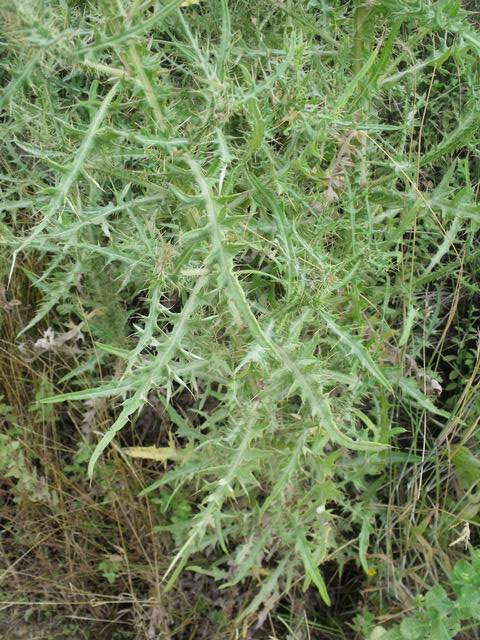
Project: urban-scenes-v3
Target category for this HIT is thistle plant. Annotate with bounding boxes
[1,0,479,635]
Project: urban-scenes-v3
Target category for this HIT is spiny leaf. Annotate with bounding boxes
[296,531,331,606]
[320,312,392,391]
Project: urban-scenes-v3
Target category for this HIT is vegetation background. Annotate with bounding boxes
[0,0,479,638]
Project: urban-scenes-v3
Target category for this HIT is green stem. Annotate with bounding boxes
[353,1,368,76]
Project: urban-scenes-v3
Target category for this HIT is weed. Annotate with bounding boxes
[1,0,479,637]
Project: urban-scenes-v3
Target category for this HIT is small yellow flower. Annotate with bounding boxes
[368,568,377,577]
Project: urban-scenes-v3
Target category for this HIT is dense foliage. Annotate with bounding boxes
[1,0,479,637]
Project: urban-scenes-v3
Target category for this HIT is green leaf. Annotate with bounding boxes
[41,379,133,403]
[320,312,392,391]
[296,532,331,606]
[359,518,372,575]
[392,374,449,417]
